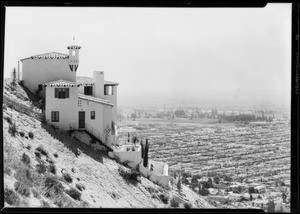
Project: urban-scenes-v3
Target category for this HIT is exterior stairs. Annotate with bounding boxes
[83,130,113,152]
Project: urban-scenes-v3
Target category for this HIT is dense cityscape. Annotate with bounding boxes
[117,105,290,212]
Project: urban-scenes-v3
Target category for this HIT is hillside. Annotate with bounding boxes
[3,79,213,208]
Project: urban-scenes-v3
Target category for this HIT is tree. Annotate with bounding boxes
[143,139,149,167]
[267,199,275,213]
[248,187,255,194]
[213,176,220,184]
[131,113,137,120]
[223,174,233,182]
[177,175,182,194]
[11,67,17,89]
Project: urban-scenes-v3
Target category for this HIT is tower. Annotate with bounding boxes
[67,44,81,72]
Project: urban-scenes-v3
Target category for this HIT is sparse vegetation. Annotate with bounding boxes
[21,153,31,165]
[4,187,20,206]
[63,173,73,183]
[170,196,180,208]
[8,122,17,137]
[158,193,169,204]
[75,183,86,191]
[36,162,47,174]
[49,164,56,175]
[14,181,31,197]
[66,188,81,201]
[118,166,141,185]
[184,202,193,209]
[28,131,34,139]
[36,146,48,157]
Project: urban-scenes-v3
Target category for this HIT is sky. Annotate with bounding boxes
[4,4,291,107]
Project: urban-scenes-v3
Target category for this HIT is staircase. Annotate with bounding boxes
[69,123,113,152]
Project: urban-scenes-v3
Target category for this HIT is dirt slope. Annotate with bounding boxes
[3,79,213,208]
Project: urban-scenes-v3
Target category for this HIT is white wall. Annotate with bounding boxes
[45,86,78,130]
[77,98,103,140]
[113,145,142,169]
[22,58,76,93]
[93,71,104,99]
[139,164,171,189]
[104,85,118,124]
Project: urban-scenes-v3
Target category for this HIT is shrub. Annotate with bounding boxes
[44,176,64,197]
[118,166,141,185]
[76,183,86,191]
[26,144,31,150]
[46,158,54,165]
[4,188,20,206]
[36,162,47,174]
[4,167,12,175]
[19,131,25,137]
[63,173,73,183]
[40,200,50,207]
[4,116,12,124]
[111,191,119,200]
[21,153,31,165]
[28,132,34,139]
[36,146,48,157]
[14,181,31,197]
[53,153,58,158]
[35,151,41,159]
[66,188,81,201]
[8,123,17,137]
[158,193,169,204]
[184,202,193,209]
[32,188,40,198]
[170,196,180,208]
[49,164,56,175]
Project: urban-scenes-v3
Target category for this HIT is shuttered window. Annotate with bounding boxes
[51,111,59,122]
[55,88,69,99]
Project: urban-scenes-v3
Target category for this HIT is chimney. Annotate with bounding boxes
[93,71,104,98]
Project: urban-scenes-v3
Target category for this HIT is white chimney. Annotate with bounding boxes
[93,71,104,99]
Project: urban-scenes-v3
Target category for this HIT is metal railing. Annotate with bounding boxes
[69,123,112,146]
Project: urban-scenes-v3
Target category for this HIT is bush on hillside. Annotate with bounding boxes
[49,164,56,175]
[66,188,81,201]
[26,144,31,150]
[75,183,86,191]
[19,131,25,137]
[4,188,20,206]
[14,181,31,197]
[184,202,193,209]
[36,146,48,157]
[21,153,31,165]
[4,116,12,124]
[53,153,58,158]
[35,151,41,159]
[158,193,169,204]
[8,123,17,137]
[118,166,141,185]
[28,132,34,139]
[63,173,73,183]
[36,162,47,174]
[170,196,180,208]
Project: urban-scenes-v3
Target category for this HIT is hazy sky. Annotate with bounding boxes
[4,4,291,106]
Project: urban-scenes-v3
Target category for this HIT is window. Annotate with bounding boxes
[104,86,113,95]
[91,111,95,119]
[55,88,69,99]
[84,86,93,95]
[38,84,43,91]
[51,111,59,122]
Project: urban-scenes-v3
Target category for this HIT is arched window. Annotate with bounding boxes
[72,50,75,56]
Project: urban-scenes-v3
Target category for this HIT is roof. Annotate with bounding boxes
[78,94,114,106]
[20,52,69,61]
[43,79,80,87]
[76,76,119,86]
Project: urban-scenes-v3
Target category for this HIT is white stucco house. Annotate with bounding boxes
[19,44,118,149]
[19,43,171,189]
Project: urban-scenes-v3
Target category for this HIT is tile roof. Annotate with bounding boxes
[43,79,80,87]
[76,76,119,86]
[78,94,114,106]
[20,52,69,61]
